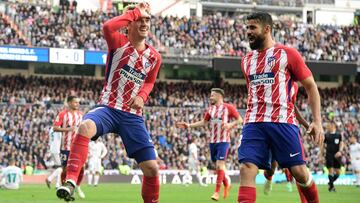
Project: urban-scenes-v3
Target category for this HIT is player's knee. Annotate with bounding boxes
[140,161,159,177]
[239,163,257,177]
[291,166,308,183]
[78,120,96,138]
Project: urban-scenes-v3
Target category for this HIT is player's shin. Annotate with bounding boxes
[297,174,319,203]
[66,135,90,183]
[142,176,160,203]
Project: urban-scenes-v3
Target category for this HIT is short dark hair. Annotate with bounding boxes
[67,96,77,103]
[211,88,225,97]
[246,12,273,30]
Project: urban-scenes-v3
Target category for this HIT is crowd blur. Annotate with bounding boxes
[1,1,359,62]
[0,75,359,174]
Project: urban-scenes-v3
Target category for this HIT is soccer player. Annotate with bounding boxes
[0,159,23,190]
[187,137,207,187]
[87,138,108,186]
[177,88,243,201]
[56,3,162,203]
[349,135,360,187]
[54,96,85,199]
[322,121,344,192]
[237,12,324,203]
[45,127,63,189]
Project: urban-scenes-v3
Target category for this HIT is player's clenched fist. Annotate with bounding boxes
[176,121,190,129]
[137,2,151,18]
[129,96,145,110]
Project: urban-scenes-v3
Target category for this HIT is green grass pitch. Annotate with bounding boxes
[0,183,359,203]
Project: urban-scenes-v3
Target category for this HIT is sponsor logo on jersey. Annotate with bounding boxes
[120,65,146,85]
[249,72,275,86]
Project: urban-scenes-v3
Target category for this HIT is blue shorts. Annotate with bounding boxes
[60,150,70,167]
[83,105,156,163]
[238,122,305,170]
[209,142,230,162]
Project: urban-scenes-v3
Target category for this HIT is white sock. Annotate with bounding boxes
[88,174,93,185]
[94,174,100,185]
[196,173,202,185]
[48,167,62,182]
[357,173,360,185]
[55,168,63,187]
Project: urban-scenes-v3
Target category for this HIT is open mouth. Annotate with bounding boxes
[248,35,255,43]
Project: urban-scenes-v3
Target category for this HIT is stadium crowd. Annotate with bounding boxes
[0,76,359,174]
[1,1,359,62]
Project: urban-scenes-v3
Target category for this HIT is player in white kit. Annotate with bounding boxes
[88,138,108,186]
[349,135,360,187]
[46,127,63,188]
[187,137,207,187]
[0,159,23,190]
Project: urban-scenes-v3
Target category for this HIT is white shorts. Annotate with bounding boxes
[188,159,198,172]
[88,158,101,173]
[50,153,61,166]
[352,160,360,171]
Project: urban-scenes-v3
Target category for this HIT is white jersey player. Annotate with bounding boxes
[1,159,23,190]
[187,137,207,187]
[88,139,108,186]
[349,135,360,186]
[46,127,63,189]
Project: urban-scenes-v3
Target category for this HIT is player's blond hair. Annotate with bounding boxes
[123,4,136,13]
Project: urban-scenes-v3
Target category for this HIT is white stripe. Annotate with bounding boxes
[248,51,259,123]
[278,50,288,123]
[67,112,73,150]
[210,106,216,143]
[243,55,249,74]
[222,107,229,142]
[263,47,275,122]
[216,105,223,143]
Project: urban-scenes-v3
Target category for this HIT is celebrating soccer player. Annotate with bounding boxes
[177,88,243,201]
[237,12,324,203]
[56,2,162,203]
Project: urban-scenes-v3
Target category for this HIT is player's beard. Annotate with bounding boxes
[249,34,265,50]
[210,99,216,105]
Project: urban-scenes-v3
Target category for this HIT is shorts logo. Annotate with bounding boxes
[289,152,300,158]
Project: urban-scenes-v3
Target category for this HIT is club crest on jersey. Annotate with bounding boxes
[120,65,146,85]
[249,72,275,86]
[267,56,276,68]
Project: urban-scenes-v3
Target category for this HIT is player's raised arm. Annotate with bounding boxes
[102,3,150,48]
[176,119,208,129]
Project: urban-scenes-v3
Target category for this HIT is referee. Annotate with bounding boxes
[322,121,344,192]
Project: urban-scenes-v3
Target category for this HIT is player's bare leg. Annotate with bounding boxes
[237,163,258,203]
[56,120,95,202]
[290,165,319,203]
[263,161,277,195]
[139,160,160,203]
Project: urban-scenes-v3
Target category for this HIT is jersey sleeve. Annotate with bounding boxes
[103,8,141,49]
[203,108,211,121]
[286,47,312,82]
[53,111,65,127]
[137,53,162,102]
[227,104,240,119]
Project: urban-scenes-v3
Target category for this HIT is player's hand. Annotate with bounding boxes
[129,96,144,110]
[307,122,324,146]
[176,121,189,129]
[334,151,342,158]
[137,2,151,18]
[223,123,231,130]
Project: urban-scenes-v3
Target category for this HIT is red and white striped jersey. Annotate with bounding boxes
[241,44,312,125]
[54,109,83,151]
[99,8,162,116]
[204,103,240,143]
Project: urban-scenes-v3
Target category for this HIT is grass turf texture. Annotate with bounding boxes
[0,183,359,203]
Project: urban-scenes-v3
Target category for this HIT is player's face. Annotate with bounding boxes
[68,98,80,110]
[246,19,266,50]
[210,91,220,105]
[129,17,151,39]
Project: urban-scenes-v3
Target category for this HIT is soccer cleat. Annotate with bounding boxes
[264,179,273,195]
[223,184,231,199]
[211,192,219,201]
[286,182,293,192]
[45,178,51,189]
[57,180,76,202]
[76,186,86,199]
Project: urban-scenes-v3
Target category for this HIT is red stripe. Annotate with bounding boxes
[219,105,226,142]
[285,69,294,124]
[270,48,282,122]
[298,133,306,161]
[254,51,267,122]
[212,106,219,143]
[244,52,253,123]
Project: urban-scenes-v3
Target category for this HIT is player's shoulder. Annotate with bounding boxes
[224,103,236,109]
[147,45,162,59]
[276,44,301,57]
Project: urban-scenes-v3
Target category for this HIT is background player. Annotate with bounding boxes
[237,12,324,203]
[321,121,344,192]
[0,159,23,190]
[349,135,360,187]
[56,2,162,203]
[53,96,85,199]
[45,127,63,189]
[177,88,243,201]
[88,138,108,186]
[187,137,207,187]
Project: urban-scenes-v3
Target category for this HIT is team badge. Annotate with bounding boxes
[267,56,276,68]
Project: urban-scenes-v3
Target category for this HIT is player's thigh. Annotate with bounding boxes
[53,153,61,166]
[116,111,155,163]
[215,142,230,161]
[238,123,271,170]
[268,123,305,169]
[83,105,117,140]
[209,143,217,162]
